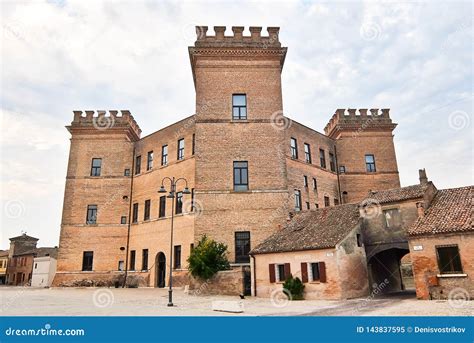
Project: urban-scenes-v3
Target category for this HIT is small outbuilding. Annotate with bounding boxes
[250,204,369,300]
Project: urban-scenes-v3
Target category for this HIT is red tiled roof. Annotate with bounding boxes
[251,204,361,254]
[409,186,473,236]
[367,184,426,204]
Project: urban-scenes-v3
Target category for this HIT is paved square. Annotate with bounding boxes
[0,287,471,316]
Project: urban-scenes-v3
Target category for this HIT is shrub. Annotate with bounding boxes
[283,274,305,300]
[187,235,230,280]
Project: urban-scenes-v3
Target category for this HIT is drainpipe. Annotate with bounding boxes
[250,254,257,297]
[334,145,342,203]
[123,147,136,288]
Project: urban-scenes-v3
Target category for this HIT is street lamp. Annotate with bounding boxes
[158,176,191,307]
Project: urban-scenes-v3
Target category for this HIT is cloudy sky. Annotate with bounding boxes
[1,0,472,248]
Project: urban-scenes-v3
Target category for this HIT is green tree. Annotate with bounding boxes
[187,235,230,280]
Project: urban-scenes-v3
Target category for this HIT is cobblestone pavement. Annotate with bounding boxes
[0,287,472,316]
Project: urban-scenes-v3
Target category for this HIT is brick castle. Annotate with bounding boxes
[54,26,402,289]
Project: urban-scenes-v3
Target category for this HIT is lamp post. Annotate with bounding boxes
[158,177,191,307]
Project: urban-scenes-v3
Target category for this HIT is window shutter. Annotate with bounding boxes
[319,262,327,283]
[269,264,276,283]
[301,262,308,283]
[284,263,291,280]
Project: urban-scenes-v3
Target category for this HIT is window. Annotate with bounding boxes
[436,245,463,274]
[365,154,376,172]
[339,166,346,173]
[161,145,168,166]
[233,161,249,191]
[159,196,166,218]
[177,138,185,160]
[306,202,310,210]
[190,188,195,212]
[130,250,136,271]
[147,151,153,171]
[324,196,330,207]
[319,149,326,168]
[383,208,402,229]
[142,249,149,271]
[86,205,97,224]
[310,262,320,281]
[277,264,287,282]
[315,203,319,208]
[174,245,182,269]
[175,192,183,215]
[192,134,195,155]
[290,138,298,159]
[232,94,247,120]
[144,199,151,221]
[90,158,102,176]
[120,216,127,224]
[190,243,194,252]
[82,251,93,271]
[294,190,302,211]
[124,168,130,176]
[303,175,308,187]
[118,260,124,271]
[304,143,311,163]
[313,177,317,191]
[135,155,141,175]
[334,198,339,206]
[329,152,336,172]
[356,234,362,247]
[235,231,250,263]
[132,203,138,223]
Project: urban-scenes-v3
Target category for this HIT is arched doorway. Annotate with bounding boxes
[155,252,166,288]
[367,247,413,295]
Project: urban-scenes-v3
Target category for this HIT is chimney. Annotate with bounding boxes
[419,168,428,186]
[416,202,425,218]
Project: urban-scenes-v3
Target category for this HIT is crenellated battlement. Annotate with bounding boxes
[69,110,141,140]
[324,108,396,138]
[193,26,281,48]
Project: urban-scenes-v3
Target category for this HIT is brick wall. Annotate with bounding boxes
[409,233,474,300]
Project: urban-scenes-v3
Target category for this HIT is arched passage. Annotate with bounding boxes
[367,247,413,295]
[155,252,166,288]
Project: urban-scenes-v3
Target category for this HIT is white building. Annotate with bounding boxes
[31,248,58,288]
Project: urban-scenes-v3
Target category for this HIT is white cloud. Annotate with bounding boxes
[0,0,472,247]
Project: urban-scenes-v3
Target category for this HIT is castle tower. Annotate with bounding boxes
[54,110,141,285]
[190,26,290,264]
[324,108,400,204]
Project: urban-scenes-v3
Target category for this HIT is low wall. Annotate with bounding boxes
[53,272,149,288]
[188,267,245,296]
